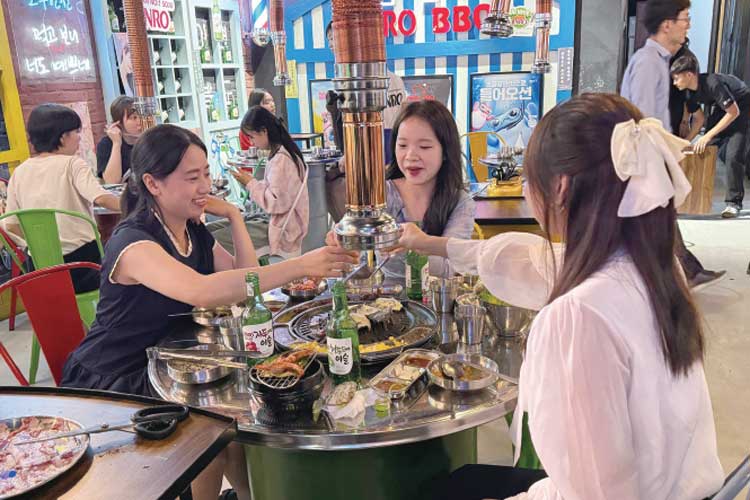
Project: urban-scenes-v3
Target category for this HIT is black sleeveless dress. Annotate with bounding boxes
[61,212,215,396]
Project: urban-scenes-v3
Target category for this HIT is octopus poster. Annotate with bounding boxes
[470,72,543,155]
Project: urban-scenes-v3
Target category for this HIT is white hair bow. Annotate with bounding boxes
[610,118,693,218]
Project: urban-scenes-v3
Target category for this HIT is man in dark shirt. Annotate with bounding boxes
[672,54,750,217]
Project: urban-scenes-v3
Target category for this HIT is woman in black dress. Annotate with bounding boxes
[96,96,142,183]
[62,124,356,499]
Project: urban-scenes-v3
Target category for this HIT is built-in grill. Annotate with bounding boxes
[274,299,438,363]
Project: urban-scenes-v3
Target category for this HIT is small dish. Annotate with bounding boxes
[281,278,327,300]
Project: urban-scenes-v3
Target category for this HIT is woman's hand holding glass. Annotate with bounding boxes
[299,246,359,278]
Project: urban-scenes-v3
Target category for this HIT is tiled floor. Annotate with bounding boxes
[1,179,749,496]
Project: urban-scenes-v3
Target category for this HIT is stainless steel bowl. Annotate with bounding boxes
[427,353,499,392]
[482,302,535,337]
[166,343,235,385]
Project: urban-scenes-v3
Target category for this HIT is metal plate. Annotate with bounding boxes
[0,416,89,499]
[192,306,233,328]
[427,353,499,392]
[369,349,442,399]
[274,298,437,363]
[165,344,234,385]
[280,279,328,300]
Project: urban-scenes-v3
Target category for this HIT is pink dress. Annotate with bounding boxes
[245,146,309,255]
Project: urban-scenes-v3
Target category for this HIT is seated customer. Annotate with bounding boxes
[325,101,475,278]
[238,89,277,150]
[61,124,355,500]
[230,106,309,258]
[398,94,723,500]
[385,100,476,278]
[96,96,142,183]
[4,103,120,293]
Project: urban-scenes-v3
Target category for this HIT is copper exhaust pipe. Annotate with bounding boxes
[269,0,290,86]
[331,0,398,251]
[532,0,552,74]
[481,0,513,37]
[123,0,157,129]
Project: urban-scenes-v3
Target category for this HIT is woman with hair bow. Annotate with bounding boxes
[398,94,724,500]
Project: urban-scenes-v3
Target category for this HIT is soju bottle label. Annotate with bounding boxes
[243,320,274,356]
[406,263,425,294]
[327,337,353,375]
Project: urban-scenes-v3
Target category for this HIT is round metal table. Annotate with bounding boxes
[148,312,522,500]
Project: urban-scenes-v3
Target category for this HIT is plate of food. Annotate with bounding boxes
[0,416,89,499]
[281,278,327,300]
[427,353,499,392]
[275,298,437,362]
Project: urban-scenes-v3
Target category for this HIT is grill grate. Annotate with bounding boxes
[291,305,413,345]
[249,353,316,390]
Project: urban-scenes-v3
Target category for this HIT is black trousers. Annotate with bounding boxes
[675,225,704,280]
[716,117,750,206]
[433,465,548,500]
[26,240,101,294]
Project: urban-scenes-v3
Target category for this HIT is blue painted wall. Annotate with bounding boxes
[282,0,576,135]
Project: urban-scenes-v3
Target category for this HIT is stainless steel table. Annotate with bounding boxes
[148,308,522,500]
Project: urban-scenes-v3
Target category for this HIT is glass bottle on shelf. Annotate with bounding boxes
[212,0,223,41]
[174,76,182,93]
[326,281,361,385]
[229,97,239,119]
[201,43,212,64]
[240,272,274,366]
[108,0,120,32]
[222,42,233,64]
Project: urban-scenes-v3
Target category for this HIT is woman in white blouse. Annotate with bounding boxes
[399,93,724,500]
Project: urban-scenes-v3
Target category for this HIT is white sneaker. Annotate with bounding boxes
[721,205,740,218]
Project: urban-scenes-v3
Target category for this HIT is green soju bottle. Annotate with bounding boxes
[406,250,428,301]
[326,281,361,385]
[241,272,274,366]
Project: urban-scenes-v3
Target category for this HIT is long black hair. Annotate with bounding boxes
[386,100,466,236]
[248,88,270,108]
[241,106,305,170]
[524,93,704,377]
[122,124,207,220]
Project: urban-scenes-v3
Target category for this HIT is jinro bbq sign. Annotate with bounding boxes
[7,0,96,82]
[143,0,175,33]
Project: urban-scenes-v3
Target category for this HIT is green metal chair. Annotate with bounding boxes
[0,208,104,384]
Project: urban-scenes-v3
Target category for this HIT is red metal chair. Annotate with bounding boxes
[0,262,99,386]
[0,226,28,332]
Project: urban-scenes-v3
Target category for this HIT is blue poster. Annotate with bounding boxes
[470,72,542,152]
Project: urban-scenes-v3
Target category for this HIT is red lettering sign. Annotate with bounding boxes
[453,5,472,32]
[432,6,450,33]
[398,10,417,36]
[383,10,397,37]
[473,4,490,29]
[384,3,496,36]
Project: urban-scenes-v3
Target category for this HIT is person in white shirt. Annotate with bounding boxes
[4,104,120,293]
[397,93,724,500]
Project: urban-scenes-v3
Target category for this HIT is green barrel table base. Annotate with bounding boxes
[245,428,477,500]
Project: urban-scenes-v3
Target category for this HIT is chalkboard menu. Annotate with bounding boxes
[7,0,96,82]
